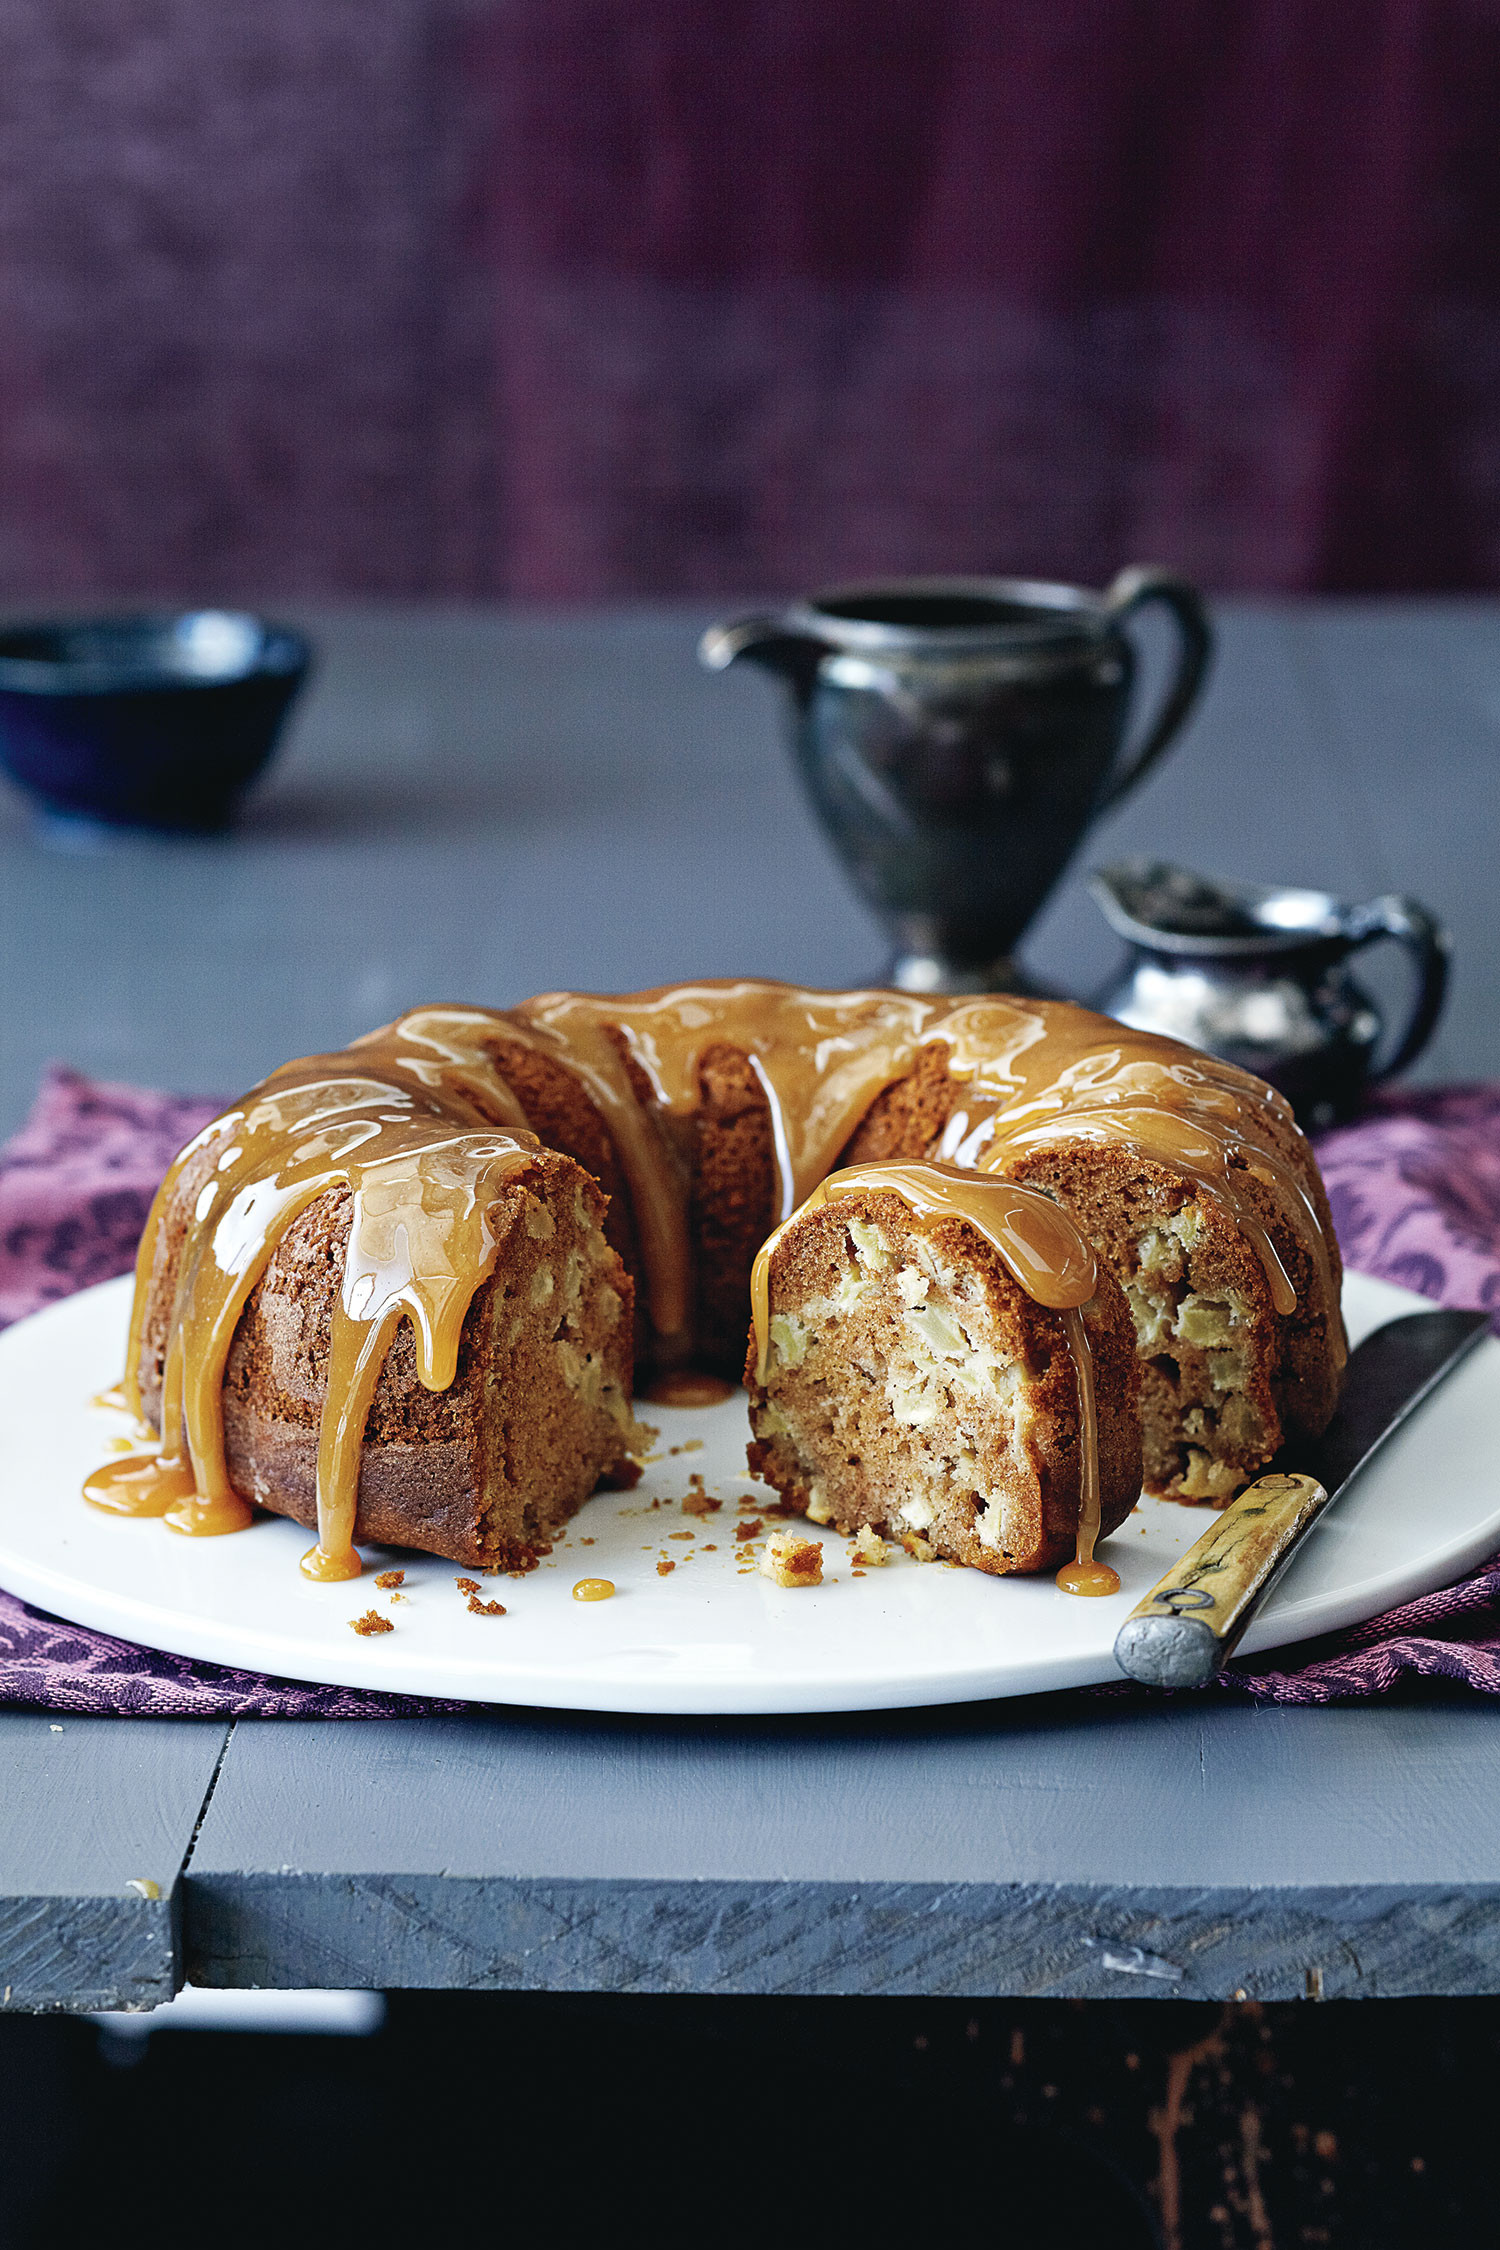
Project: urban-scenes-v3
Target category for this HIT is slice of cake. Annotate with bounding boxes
[744,1168,1142,1580]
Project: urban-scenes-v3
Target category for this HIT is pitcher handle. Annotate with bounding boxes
[1342,893,1451,1081]
[1097,567,1214,812]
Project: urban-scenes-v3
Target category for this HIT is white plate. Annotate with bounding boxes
[0,1272,1494,1715]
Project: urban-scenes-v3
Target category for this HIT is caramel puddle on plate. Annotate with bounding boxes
[1055,1558,1121,1597]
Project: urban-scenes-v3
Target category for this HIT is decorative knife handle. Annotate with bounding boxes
[1113,1472,1329,1688]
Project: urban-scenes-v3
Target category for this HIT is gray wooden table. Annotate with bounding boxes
[2,600,1498,2013]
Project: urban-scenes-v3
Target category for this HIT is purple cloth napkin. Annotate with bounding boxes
[1315,1084,1500,1331]
[3,1065,1500,1715]
[0,1066,221,1331]
[0,1586,467,1718]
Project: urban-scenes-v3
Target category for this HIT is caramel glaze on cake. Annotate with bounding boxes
[101,1013,641,1578]
[102,981,1345,1584]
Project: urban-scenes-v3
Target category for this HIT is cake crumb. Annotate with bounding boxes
[759,1531,823,1588]
[350,1610,394,1636]
[901,1531,938,1563]
[466,1595,507,1617]
[657,1557,676,1576]
[374,1569,405,1589]
[702,1543,718,1552]
[455,1577,481,1595]
[736,1518,763,1541]
[852,1526,890,1567]
[668,1439,705,1456]
[669,1529,695,1541]
[682,1488,722,1516]
[580,1537,596,1546]
[598,1454,644,1490]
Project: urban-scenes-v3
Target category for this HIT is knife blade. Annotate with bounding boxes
[1113,1307,1491,1689]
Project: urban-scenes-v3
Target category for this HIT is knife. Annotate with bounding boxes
[1113,1308,1491,1689]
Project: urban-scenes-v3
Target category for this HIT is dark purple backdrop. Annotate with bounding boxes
[1,1,1497,603]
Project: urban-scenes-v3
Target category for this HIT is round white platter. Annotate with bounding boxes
[0,1271,1494,1715]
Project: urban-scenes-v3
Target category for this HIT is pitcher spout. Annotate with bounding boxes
[697,609,828,689]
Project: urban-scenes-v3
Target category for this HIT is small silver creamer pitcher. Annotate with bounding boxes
[1092,860,1450,1127]
[701,569,1212,994]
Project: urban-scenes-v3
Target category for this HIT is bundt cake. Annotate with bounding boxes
[89,982,1345,1592]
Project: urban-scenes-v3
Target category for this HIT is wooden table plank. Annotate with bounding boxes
[183,1701,1500,2001]
[0,1713,230,2011]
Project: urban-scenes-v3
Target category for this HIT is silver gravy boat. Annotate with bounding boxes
[1092,860,1450,1127]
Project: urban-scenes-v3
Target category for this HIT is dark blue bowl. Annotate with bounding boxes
[0,611,312,835]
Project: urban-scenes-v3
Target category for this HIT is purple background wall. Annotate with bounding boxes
[1,0,1497,604]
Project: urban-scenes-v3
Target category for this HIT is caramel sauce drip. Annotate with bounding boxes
[106,1009,546,1577]
[1053,1306,1118,1597]
[102,981,1341,1592]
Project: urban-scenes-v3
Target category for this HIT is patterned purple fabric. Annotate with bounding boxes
[2,1066,1500,1714]
[0,1585,465,1719]
[0,1065,220,1331]
[1213,1556,1500,1705]
[1315,1084,1500,1333]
